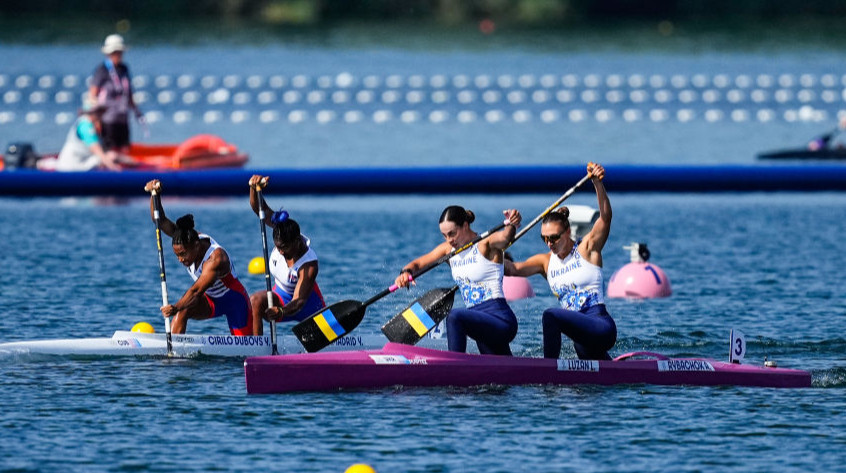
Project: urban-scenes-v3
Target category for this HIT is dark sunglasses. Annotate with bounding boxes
[541,232,563,244]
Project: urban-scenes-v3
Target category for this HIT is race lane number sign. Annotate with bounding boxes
[729,328,747,364]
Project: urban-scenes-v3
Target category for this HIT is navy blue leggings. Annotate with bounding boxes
[447,298,518,356]
[542,304,616,360]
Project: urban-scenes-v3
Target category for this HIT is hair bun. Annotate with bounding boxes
[465,210,476,224]
[175,214,195,230]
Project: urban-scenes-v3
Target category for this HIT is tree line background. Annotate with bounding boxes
[3,0,846,25]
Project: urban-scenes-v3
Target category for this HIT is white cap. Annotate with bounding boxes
[101,34,126,54]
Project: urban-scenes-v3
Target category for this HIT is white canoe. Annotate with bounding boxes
[0,330,450,358]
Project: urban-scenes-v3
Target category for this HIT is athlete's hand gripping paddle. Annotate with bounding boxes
[148,184,173,356]
[254,178,279,355]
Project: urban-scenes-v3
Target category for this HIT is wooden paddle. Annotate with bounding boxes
[292,220,510,352]
[149,188,173,356]
[254,183,279,355]
[381,172,593,345]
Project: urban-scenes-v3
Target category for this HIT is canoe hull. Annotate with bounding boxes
[244,342,812,393]
[0,331,447,358]
[757,148,846,160]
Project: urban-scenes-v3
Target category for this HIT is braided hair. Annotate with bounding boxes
[172,214,200,246]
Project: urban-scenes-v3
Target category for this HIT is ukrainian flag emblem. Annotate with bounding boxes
[401,302,436,337]
[313,309,344,342]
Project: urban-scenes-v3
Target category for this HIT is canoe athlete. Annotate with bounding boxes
[505,162,616,360]
[144,179,255,335]
[395,206,522,355]
[248,175,326,334]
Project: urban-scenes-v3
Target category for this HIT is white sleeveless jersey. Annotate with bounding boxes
[449,243,505,307]
[186,234,238,298]
[547,244,605,311]
[269,235,318,295]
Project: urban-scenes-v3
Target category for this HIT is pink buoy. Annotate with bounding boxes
[503,276,535,301]
[607,243,672,299]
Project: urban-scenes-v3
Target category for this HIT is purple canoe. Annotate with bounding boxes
[243,343,811,394]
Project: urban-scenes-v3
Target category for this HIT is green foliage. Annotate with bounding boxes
[1,0,846,24]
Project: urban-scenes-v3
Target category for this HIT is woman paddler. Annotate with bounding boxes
[394,206,522,355]
[247,175,326,334]
[144,179,255,335]
[505,162,616,360]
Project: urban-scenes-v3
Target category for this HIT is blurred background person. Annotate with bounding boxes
[89,34,144,154]
[55,98,135,171]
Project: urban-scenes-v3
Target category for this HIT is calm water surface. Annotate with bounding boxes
[1,192,845,472]
[1,26,846,473]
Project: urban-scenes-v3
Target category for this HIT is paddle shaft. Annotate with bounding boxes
[150,190,173,355]
[256,188,279,355]
[513,172,592,243]
[358,220,509,309]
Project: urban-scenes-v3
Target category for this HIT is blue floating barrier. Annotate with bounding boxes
[1,165,846,197]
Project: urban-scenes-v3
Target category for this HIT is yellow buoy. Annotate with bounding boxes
[131,321,155,333]
[344,464,377,473]
[248,256,265,275]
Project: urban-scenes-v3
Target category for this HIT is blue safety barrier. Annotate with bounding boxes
[0,165,844,196]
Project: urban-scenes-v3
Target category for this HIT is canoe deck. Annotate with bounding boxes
[0,331,448,358]
[244,342,812,393]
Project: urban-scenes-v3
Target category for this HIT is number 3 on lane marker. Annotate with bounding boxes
[729,328,746,364]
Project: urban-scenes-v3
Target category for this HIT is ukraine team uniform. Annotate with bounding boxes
[543,244,616,360]
[447,243,517,355]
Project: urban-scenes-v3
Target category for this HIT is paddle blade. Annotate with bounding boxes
[381,287,458,345]
[292,300,365,352]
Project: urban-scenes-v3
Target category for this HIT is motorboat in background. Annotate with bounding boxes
[1,134,248,171]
